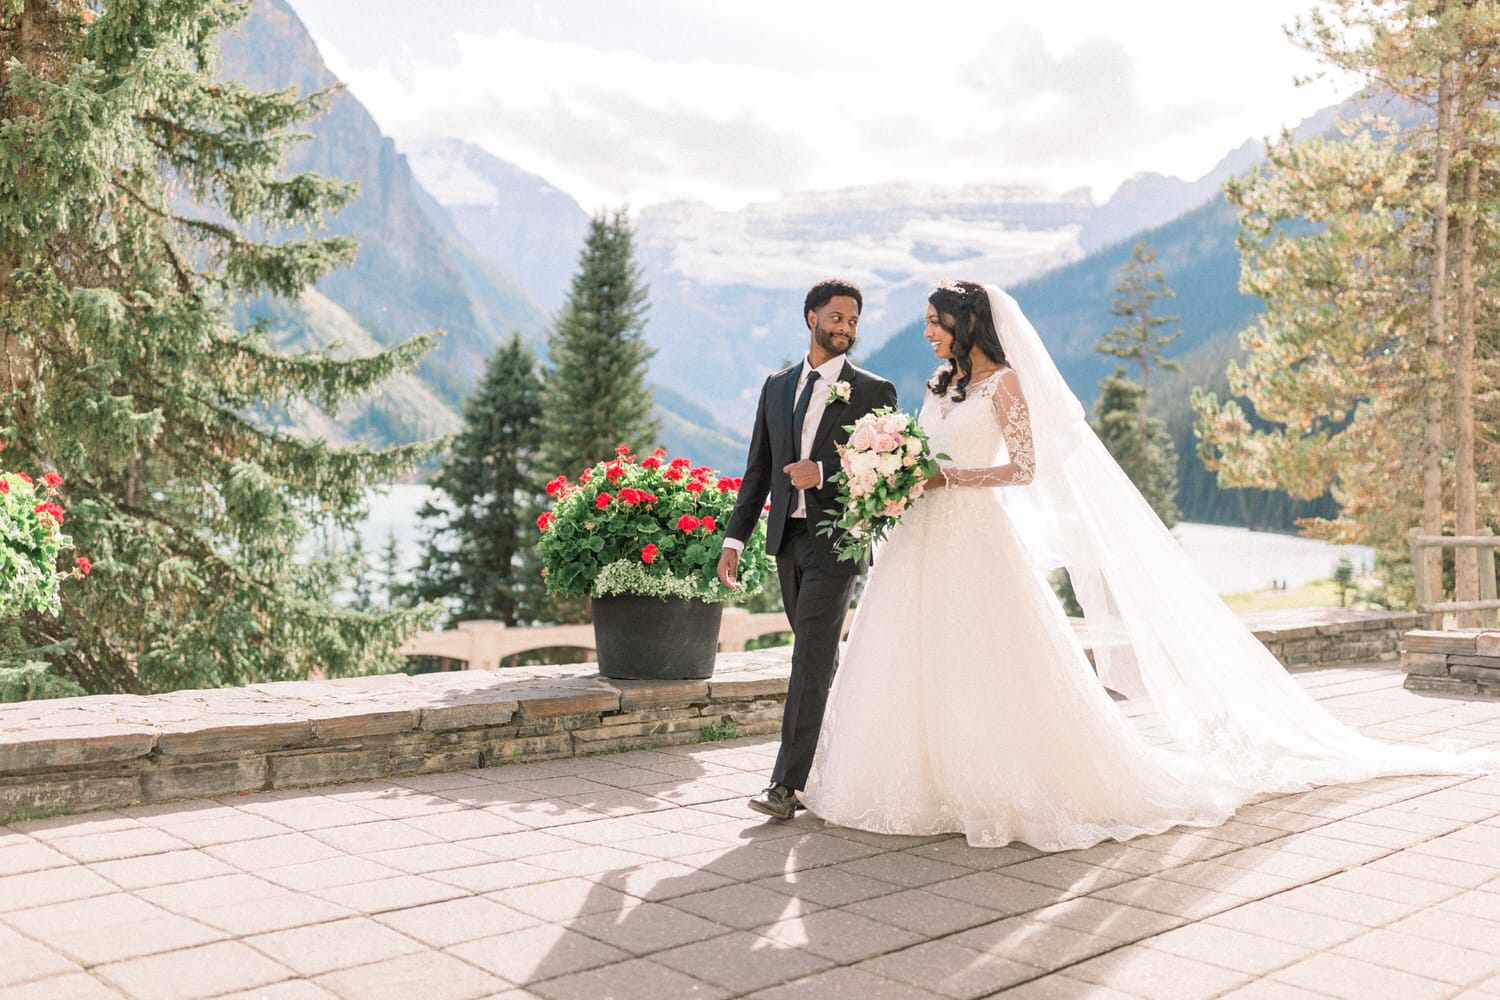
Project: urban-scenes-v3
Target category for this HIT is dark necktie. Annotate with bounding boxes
[792,370,821,457]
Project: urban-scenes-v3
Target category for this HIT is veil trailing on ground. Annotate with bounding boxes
[985,285,1498,790]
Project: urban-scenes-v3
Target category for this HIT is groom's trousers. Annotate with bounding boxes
[772,518,859,792]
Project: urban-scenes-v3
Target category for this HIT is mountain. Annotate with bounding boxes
[403,133,1263,434]
[859,195,1334,530]
[218,0,548,412]
[249,0,1358,522]
[217,1,743,469]
[404,139,591,316]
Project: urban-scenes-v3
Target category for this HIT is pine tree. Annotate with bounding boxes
[404,334,544,626]
[539,208,659,481]
[0,0,438,693]
[1097,241,1183,444]
[1195,1,1500,609]
[1094,241,1182,527]
[1094,369,1181,528]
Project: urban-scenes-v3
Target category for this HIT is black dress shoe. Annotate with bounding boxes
[748,783,802,820]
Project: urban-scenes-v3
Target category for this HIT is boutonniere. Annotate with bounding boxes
[826,380,852,405]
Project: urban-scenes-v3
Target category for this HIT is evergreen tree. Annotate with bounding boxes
[404,334,544,627]
[0,0,437,693]
[1094,369,1181,528]
[1195,1,1500,609]
[1097,241,1183,448]
[1094,241,1182,527]
[539,208,659,481]
[378,528,402,610]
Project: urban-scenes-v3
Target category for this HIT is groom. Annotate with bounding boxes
[719,278,898,820]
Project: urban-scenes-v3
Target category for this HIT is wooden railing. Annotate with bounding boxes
[397,608,853,670]
[1409,527,1499,629]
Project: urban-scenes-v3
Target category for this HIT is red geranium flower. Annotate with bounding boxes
[640,543,659,563]
[663,468,683,481]
[17,472,32,485]
[641,456,661,470]
[615,445,631,456]
[75,556,92,576]
[537,512,556,531]
[716,477,734,492]
[42,472,63,488]
[545,475,569,496]
[595,492,612,509]
[700,516,717,532]
[669,457,691,469]
[685,481,704,493]
[676,514,700,532]
[0,480,8,495]
[606,464,626,483]
[579,469,593,484]
[33,501,64,524]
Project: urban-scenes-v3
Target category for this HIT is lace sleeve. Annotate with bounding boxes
[942,369,1036,488]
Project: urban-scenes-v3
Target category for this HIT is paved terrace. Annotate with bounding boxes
[5,652,1500,998]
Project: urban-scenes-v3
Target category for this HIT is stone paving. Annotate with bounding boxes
[4,662,1500,1000]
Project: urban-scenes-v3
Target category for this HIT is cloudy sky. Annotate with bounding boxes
[287,0,1354,214]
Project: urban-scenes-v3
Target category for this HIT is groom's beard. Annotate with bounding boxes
[814,320,855,357]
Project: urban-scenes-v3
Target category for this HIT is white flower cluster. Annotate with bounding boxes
[842,411,925,504]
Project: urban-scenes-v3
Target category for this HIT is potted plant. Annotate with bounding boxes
[537,446,771,679]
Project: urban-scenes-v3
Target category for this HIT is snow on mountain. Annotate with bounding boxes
[403,138,590,315]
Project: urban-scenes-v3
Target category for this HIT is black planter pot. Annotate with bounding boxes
[592,594,724,680]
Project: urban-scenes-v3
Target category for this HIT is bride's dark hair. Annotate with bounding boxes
[925,280,1008,401]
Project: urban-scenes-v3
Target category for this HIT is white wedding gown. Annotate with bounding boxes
[804,370,1240,850]
[804,287,1497,851]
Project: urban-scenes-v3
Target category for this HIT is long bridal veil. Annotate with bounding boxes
[986,285,1499,791]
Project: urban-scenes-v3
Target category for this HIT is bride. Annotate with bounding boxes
[801,280,1496,851]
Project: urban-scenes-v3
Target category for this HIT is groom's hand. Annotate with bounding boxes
[716,548,742,590]
[783,460,821,490]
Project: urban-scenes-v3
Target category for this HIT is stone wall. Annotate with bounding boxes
[1241,608,1424,668]
[1402,629,1500,698]
[0,610,1426,823]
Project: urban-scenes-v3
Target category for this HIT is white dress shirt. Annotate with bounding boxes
[791,354,846,517]
[724,354,846,554]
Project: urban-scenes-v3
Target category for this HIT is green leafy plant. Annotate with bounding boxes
[537,446,771,603]
[700,718,743,742]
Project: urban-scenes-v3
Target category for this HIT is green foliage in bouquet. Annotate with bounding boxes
[538,447,771,603]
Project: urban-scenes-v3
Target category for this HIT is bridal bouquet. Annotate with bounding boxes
[820,408,941,562]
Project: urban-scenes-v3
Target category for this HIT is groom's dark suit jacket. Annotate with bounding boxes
[726,358,898,572]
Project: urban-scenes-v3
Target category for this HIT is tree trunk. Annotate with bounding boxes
[1453,154,1480,625]
[0,0,68,403]
[1139,358,1150,467]
[1421,55,1454,627]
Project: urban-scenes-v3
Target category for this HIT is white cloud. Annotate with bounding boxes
[292,0,1354,212]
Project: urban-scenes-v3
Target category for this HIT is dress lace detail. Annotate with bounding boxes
[938,368,1035,488]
